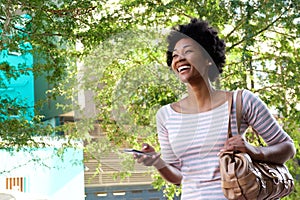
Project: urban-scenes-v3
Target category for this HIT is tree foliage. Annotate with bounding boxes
[1,0,299,198]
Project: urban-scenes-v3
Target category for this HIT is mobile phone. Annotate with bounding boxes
[123,149,151,156]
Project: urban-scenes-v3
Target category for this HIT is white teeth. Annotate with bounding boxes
[178,65,191,72]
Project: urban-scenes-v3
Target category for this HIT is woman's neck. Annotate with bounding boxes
[184,80,227,113]
[186,79,215,105]
[171,78,228,114]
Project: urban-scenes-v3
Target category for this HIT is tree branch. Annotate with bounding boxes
[268,29,297,40]
[225,18,246,39]
[227,5,291,52]
[44,6,97,17]
[253,84,283,93]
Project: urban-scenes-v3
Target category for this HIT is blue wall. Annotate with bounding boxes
[0,144,85,200]
[0,46,34,120]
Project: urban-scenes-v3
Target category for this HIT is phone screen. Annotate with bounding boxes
[123,149,151,156]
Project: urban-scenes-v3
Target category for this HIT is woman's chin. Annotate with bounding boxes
[179,77,189,83]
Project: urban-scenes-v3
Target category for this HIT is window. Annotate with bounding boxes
[6,177,26,192]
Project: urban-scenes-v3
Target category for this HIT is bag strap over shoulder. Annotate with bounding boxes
[227,92,233,138]
[236,90,243,134]
[227,90,243,139]
[235,90,264,146]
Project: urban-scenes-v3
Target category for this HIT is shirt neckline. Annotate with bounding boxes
[168,101,229,115]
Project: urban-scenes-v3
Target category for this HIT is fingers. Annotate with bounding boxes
[142,143,155,153]
[227,136,244,146]
[133,143,161,166]
[221,135,248,153]
[226,135,243,143]
[134,152,161,166]
[142,143,149,150]
[143,154,161,166]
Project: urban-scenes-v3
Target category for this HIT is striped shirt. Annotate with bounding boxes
[156,90,292,199]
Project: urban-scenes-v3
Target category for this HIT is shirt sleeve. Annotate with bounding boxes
[156,106,182,170]
[242,89,293,146]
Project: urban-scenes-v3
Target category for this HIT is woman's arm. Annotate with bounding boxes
[251,140,295,163]
[152,157,182,185]
[223,135,295,164]
[222,90,296,164]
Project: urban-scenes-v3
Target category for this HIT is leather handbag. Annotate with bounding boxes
[219,90,294,200]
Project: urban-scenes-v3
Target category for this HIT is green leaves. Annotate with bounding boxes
[1,0,299,197]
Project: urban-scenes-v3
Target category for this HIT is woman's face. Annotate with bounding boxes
[171,38,209,84]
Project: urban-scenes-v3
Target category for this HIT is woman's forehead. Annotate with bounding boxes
[173,38,200,51]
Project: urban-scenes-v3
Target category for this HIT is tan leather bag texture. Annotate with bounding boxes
[219,90,294,200]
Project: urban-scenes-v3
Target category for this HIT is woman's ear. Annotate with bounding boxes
[207,59,213,67]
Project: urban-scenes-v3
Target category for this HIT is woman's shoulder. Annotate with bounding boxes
[156,104,172,123]
[156,104,172,115]
[239,89,263,104]
[240,89,256,96]
[236,89,269,114]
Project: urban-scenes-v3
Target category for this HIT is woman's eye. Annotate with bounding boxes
[172,54,178,58]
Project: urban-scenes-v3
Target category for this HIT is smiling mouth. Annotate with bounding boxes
[177,65,191,73]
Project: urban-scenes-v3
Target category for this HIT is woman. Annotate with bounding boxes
[135,18,295,199]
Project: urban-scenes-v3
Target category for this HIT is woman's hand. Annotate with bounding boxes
[219,135,263,161]
[134,143,166,169]
[134,144,181,184]
[222,135,251,152]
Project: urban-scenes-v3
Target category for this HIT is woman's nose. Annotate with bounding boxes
[176,53,185,60]
[175,54,186,65]
[172,54,185,65]
[172,56,186,70]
